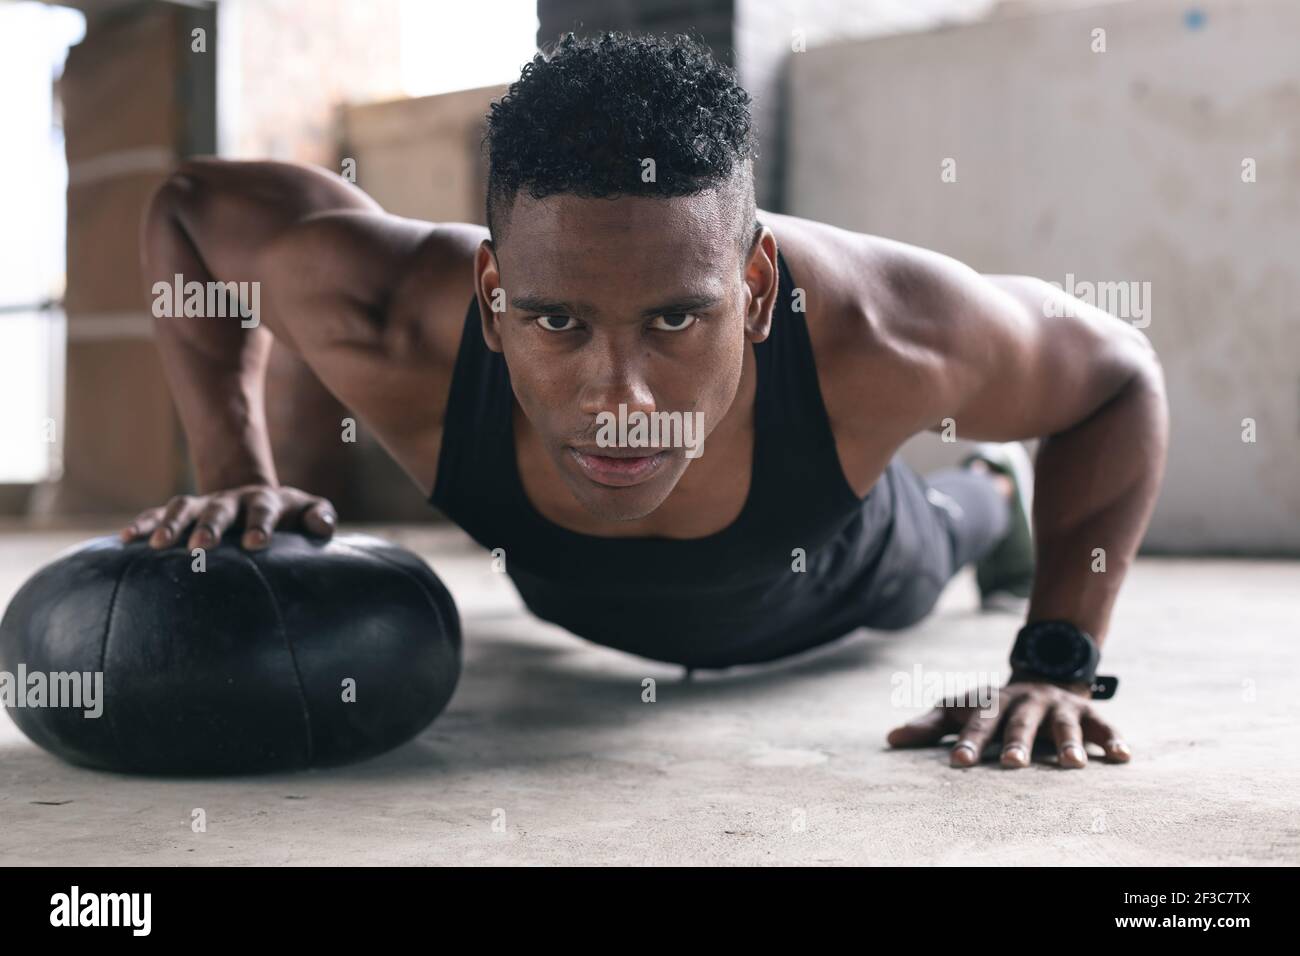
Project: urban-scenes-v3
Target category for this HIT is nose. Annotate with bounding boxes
[577,340,656,420]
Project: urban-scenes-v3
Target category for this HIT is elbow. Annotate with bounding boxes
[1115,316,1166,400]
[1129,335,1166,401]
[140,172,192,278]
[1122,346,1170,456]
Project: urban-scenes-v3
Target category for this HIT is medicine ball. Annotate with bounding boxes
[0,532,460,775]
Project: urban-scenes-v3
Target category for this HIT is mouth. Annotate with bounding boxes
[568,447,670,487]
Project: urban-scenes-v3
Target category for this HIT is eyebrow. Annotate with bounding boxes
[511,293,724,318]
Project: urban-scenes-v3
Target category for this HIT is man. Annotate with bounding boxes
[128,33,1168,770]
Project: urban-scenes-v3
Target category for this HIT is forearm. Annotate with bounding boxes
[154,327,279,491]
[143,177,279,492]
[1026,358,1169,646]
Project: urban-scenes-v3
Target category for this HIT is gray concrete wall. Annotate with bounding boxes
[736,0,1008,208]
[537,0,735,64]
[786,0,1300,554]
[535,0,1063,208]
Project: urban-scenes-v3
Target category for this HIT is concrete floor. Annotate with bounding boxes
[1,524,1297,866]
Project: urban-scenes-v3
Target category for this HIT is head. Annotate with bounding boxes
[478,31,779,523]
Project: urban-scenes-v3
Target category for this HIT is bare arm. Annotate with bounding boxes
[858,240,1167,770]
[885,250,1168,647]
[134,158,477,549]
[141,159,382,488]
[779,221,1169,638]
[985,275,1167,648]
[254,211,482,493]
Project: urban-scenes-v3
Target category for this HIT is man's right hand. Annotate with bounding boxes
[121,486,337,552]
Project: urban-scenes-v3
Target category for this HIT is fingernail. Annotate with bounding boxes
[1001,745,1028,766]
[320,511,336,526]
[951,741,978,766]
[1108,739,1131,758]
[245,530,266,547]
[1062,744,1087,766]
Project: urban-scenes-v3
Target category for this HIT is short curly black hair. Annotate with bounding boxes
[485,31,758,253]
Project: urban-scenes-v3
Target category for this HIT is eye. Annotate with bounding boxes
[649,313,697,332]
[535,315,577,332]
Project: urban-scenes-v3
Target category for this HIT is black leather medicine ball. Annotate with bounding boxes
[0,532,460,775]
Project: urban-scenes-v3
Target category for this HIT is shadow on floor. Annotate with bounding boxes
[1,620,898,787]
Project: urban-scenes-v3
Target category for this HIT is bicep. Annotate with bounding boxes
[905,258,1156,441]
[259,212,480,486]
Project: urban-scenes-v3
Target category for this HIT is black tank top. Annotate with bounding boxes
[432,248,897,666]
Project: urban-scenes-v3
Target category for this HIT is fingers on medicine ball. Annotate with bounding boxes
[240,491,283,549]
[151,496,198,548]
[123,506,165,541]
[188,497,238,550]
[298,497,337,538]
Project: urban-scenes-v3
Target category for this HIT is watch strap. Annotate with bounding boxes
[1089,675,1119,700]
[1009,670,1119,700]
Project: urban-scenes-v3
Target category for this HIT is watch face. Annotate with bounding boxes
[1025,623,1092,676]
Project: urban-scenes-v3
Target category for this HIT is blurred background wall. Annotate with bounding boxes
[1,0,1295,552]
[785,0,1300,552]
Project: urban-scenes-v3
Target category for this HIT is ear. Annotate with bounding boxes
[475,239,505,353]
[743,227,779,344]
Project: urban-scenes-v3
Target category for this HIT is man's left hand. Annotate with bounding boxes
[886,677,1131,769]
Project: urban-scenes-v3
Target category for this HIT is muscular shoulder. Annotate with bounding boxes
[763,214,1057,491]
[770,216,1153,465]
[259,210,484,362]
[258,212,486,493]
[764,216,968,442]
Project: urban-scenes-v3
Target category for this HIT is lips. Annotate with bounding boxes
[568,447,669,487]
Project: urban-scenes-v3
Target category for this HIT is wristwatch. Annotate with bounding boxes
[1009,620,1118,699]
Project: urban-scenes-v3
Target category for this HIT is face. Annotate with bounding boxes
[476,188,777,523]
